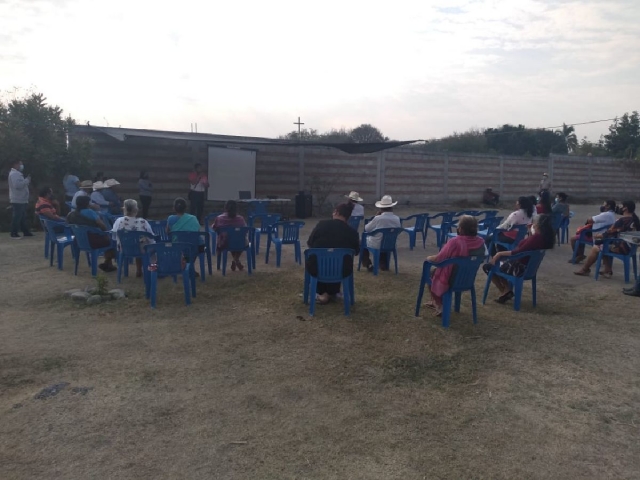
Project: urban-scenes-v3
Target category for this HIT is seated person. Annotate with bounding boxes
[485,213,555,304]
[485,196,534,255]
[423,215,486,317]
[569,200,616,264]
[71,180,98,210]
[212,200,248,271]
[552,192,570,218]
[345,191,365,217]
[361,195,401,272]
[167,197,201,234]
[536,191,552,214]
[482,188,500,206]
[112,199,155,277]
[306,202,360,305]
[574,200,640,278]
[90,182,112,213]
[102,179,122,215]
[35,186,64,222]
[67,195,116,272]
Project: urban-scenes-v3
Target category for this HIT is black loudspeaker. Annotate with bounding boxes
[295,191,312,219]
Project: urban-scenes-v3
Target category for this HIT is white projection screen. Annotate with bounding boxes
[207,146,256,201]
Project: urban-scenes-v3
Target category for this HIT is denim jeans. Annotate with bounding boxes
[10,203,31,235]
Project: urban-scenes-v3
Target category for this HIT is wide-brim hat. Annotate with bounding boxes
[345,191,363,202]
[92,181,106,191]
[104,178,120,187]
[542,173,549,177]
[375,195,397,208]
[79,180,93,189]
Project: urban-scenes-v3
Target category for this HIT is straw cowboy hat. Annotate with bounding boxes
[345,191,363,202]
[375,195,397,208]
[92,181,106,191]
[79,180,93,189]
[104,178,120,187]
[542,172,549,177]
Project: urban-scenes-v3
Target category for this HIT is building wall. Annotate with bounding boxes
[3,128,639,220]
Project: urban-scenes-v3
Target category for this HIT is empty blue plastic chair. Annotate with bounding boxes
[401,213,429,250]
[348,215,364,232]
[482,250,547,311]
[570,225,609,263]
[42,219,76,270]
[479,210,499,218]
[148,220,170,242]
[249,214,281,255]
[476,216,503,240]
[551,212,563,242]
[358,227,402,275]
[248,200,269,216]
[216,226,255,276]
[415,255,486,328]
[594,238,638,283]
[303,248,356,316]
[69,225,116,276]
[265,221,305,267]
[558,216,571,244]
[116,230,156,283]
[143,242,194,308]
[490,224,529,254]
[170,231,210,282]
[427,212,455,248]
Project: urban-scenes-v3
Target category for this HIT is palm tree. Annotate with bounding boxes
[558,123,578,154]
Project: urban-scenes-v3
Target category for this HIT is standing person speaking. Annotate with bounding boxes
[8,160,33,239]
[188,163,209,224]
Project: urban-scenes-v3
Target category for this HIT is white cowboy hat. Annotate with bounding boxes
[92,181,106,191]
[345,191,363,202]
[542,172,549,177]
[375,195,397,208]
[104,178,120,187]
[79,180,93,189]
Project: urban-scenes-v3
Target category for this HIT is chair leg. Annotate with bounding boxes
[513,280,522,311]
[342,278,350,316]
[246,248,253,275]
[482,273,493,305]
[309,278,317,316]
[349,274,355,305]
[221,251,228,276]
[441,292,452,328]
[150,271,157,308]
[265,237,271,264]
[303,271,310,304]
[594,252,603,281]
[393,250,398,274]
[470,288,478,324]
[295,242,302,265]
[182,269,191,306]
[206,248,213,275]
[531,277,537,307]
[255,231,261,255]
[372,251,380,276]
[415,281,426,316]
[454,291,461,312]
[199,254,206,283]
[57,244,64,270]
[91,252,98,277]
[623,258,630,283]
[49,241,55,267]
[117,253,123,284]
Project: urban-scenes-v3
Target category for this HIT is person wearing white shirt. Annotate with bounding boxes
[569,200,617,264]
[345,191,365,217]
[8,160,32,238]
[71,180,95,209]
[90,182,111,212]
[111,199,155,277]
[361,195,401,272]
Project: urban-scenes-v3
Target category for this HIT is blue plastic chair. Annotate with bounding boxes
[116,230,155,283]
[265,221,305,267]
[347,215,364,232]
[148,220,170,242]
[476,216,503,240]
[570,225,610,263]
[594,238,638,283]
[216,226,255,276]
[42,219,76,270]
[401,213,429,250]
[248,200,269,216]
[170,231,211,282]
[482,250,547,311]
[415,255,486,328]
[143,242,194,308]
[69,225,116,276]
[558,216,571,244]
[479,210,499,218]
[65,201,74,211]
[249,214,281,255]
[303,248,356,316]
[490,225,529,254]
[551,212,563,239]
[358,227,402,275]
[39,216,51,259]
[204,212,224,263]
[427,212,455,248]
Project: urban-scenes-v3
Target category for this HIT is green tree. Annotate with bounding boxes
[575,136,608,156]
[0,92,92,186]
[484,124,567,157]
[557,123,578,154]
[604,111,640,159]
[420,128,489,153]
[349,123,387,143]
[278,128,321,141]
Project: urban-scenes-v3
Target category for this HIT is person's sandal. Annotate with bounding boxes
[574,269,590,276]
[599,271,613,279]
[423,302,437,311]
[236,261,244,271]
[231,261,237,272]
[495,291,515,304]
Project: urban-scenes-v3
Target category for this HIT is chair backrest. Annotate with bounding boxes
[305,248,355,283]
[368,227,403,251]
[348,216,363,230]
[42,218,72,241]
[429,212,455,224]
[170,231,205,259]
[148,220,170,242]
[433,255,486,292]
[455,210,482,217]
[521,250,546,280]
[272,221,304,242]
[144,242,191,275]
[551,212,563,231]
[480,210,499,218]
[248,201,268,216]
[403,213,429,230]
[204,212,224,229]
[69,225,108,251]
[216,226,252,251]
[478,216,503,235]
[249,213,281,232]
[117,230,155,255]
[510,224,529,247]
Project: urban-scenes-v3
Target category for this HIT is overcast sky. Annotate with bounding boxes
[1,0,638,141]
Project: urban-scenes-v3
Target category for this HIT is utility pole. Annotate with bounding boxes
[294,116,304,140]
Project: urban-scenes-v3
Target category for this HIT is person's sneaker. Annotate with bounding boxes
[622,290,640,297]
[10,233,21,239]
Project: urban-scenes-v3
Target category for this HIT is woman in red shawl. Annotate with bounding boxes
[424,215,486,316]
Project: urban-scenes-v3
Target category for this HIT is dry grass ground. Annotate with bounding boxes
[1,204,640,479]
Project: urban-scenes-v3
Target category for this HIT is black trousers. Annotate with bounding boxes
[189,191,205,223]
[139,195,152,219]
